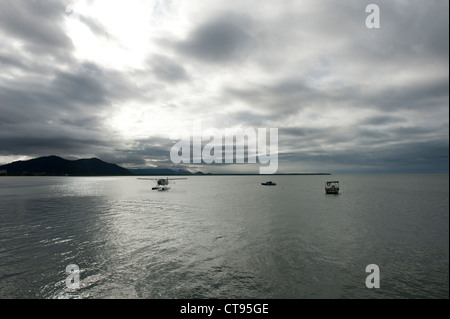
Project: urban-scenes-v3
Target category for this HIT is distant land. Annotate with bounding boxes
[129,168,202,175]
[182,173,331,175]
[0,155,331,176]
[0,156,206,176]
[0,156,133,176]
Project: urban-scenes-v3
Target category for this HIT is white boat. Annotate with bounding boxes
[325,181,339,194]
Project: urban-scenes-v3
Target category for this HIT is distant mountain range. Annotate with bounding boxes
[0,156,133,176]
[0,156,329,176]
[129,168,203,175]
[0,156,205,176]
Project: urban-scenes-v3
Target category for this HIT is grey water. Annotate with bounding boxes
[0,175,448,299]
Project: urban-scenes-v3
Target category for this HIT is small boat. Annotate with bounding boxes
[325,181,339,194]
[261,181,276,186]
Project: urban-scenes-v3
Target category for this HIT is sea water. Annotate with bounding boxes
[0,175,448,298]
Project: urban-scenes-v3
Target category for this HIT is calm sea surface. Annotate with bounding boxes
[0,175,448,299]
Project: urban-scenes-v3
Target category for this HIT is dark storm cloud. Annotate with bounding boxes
[133,137,174,159]
[361,115,406,126]
[224,71,449,119]
[224,77,318,116]
[362,77,449,112]
[109,137,181,168]
[0,60,138,158]
[0,131,114,156]
[149,54,190,83]
[372,0,449,60]
[51,69,109,106]
[218,110,289,128]
[278,138,449,174]
[175,12,256,64]
[217,0,449,116]
[281,121,446,150]
[0,52,29,71]
[0,0,73,57]
[1,63,134,122]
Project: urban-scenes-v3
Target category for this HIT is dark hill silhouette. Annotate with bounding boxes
[0,155,133,176]
[129,168,193,175]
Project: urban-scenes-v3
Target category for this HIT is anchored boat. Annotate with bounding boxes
[261,181,276,186]
[325,181,339,194]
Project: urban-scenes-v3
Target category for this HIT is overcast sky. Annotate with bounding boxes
[0,0,448,173]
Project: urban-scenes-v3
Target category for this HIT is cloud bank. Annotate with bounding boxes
[0,0,448,173]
